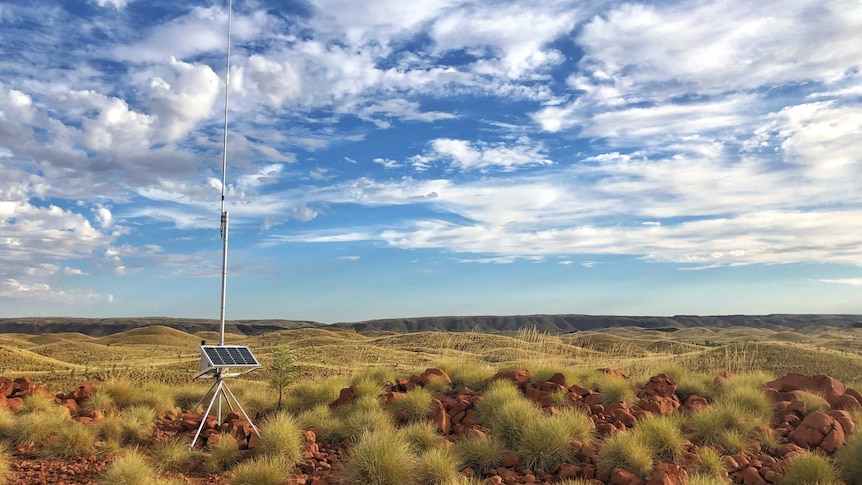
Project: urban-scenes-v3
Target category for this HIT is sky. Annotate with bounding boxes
[2,0,862,323]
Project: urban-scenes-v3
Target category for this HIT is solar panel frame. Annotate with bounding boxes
[198,345,261,378]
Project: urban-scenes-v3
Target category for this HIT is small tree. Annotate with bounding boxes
[268,346,297,410]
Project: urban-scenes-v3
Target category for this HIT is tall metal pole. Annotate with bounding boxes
[218,0,233,347]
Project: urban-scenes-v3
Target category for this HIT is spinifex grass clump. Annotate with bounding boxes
[835,433,862,484]
[102,379,140,409]
[631,414,686,462]
[688,374,773,452]
[230,455,292,485]
[208,432,241,471]
[387,387,433,423]
[418,446,463,484]
[296,404,344,444]
[257,412,303,465]
[580,371,636,405]
[9,411,68,448]
[338,395,395,442]
[781,451,841,485]
[477,380,594,470]
[152,438,202,473]
[399,420,446,452]
[346,428,418,485]
[798,390,830,414]
[453,434,505,474]
[439,360,494,390]
[119,405,157,444]
[41,421,97,458]
[100,449,158,485]
[597,431,654,479]
[692,446,725,478]
[284,377,349,413]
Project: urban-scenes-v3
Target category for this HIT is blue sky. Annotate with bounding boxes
[2,0,862,323]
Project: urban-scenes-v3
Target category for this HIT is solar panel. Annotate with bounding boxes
[196,345,260,378]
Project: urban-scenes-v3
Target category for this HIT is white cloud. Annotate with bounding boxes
[291,202,318,222]
[373,158,401,169]
[415,137,552,171]
[147,58,221,142]
[819,279,862,286]
[359,99,457,127]
[93,0,130,9]
[95,206,113,228]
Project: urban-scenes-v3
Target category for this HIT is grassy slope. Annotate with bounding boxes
[2,324,862,390]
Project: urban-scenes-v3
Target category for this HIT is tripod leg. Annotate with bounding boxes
[191,379,220,413]
[190,379,225,448]
[222,381,260,437]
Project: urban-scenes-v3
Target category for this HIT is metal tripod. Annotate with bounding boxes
[189,371,260,448]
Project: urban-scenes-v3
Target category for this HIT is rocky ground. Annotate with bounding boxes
[2,369,861,484]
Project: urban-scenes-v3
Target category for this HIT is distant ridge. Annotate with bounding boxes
[0,314,861,337]
[333,314,862,333]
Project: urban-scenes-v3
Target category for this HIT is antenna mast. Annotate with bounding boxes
[218,0,233,346]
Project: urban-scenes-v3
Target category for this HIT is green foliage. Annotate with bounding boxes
[340,396,395,441]
[687,399,769,452]
[41,421,97,458]
[398,420,446,453]
[258,412,303,465]
[585,372,636,405]
[152,438,202,473]
[140,381,176,414]
[687,475,731,485]
[267,346,297,410]
[102,379,140,409]
[296,404,345,444]
[100,449,158,485]
[230,456,291,485]
[439,361,494,390]
[782,451,841,485]
[418,446,462,484]
[81,391,116,414]
[632,415,686,461]
[453,434,505,474]
[520,407,594,471]
[346,429,418,485]
[285,378,349,413]
[476,380,537,447]
[11,411,68,447]
[798,391,830,414]
[720,385,772,421]
[597,431,654,479]
[693,446,726,478]
[835,432,862,484]
[119,405,156,444]
[388,387,433,423]
[21,394,58,414]
[208,432,240,471]
[0,408,15,441]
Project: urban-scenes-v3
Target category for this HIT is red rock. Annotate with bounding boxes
[379,391,404,407]
[64,399,79,416]
[641,374,677,398]
[419,368,451,388]
[610,467,644,485]
[428,399,450,435]
[12,376,33,394]
[558,463,580,479]
[606,402,637,427]
[69,384,95,403]
[833,393,861,411]
[492,370,532,386]
[740,467,766,485]
[777,443,805,456]
[828,409,855,435]
[6,397,23,413]
[549,372,567,386]
[0,377,13,397]
[683,395,709,412]
[486,476,504,485]
[570,384,594,397]
[525,386,553,407]
[788,411,845,452]
[646,461,687,485]
[763,374,846,403]
[329,386,356,410]
[460,409,479,427]
[601,368,629,380]
[638,396,680,416]
[500,452,521,467]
